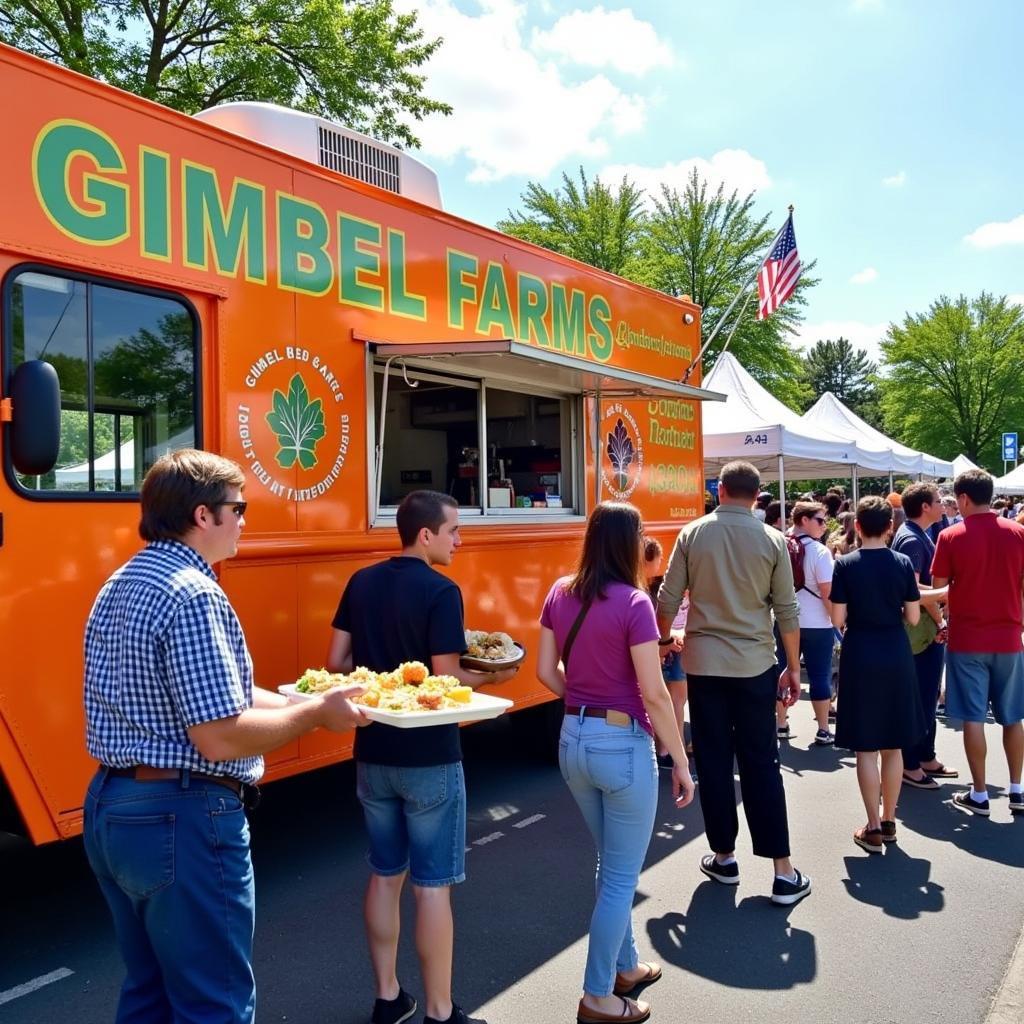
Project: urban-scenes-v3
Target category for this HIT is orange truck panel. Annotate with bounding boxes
[0,43,706,843]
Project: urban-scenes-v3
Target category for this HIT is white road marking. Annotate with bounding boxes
[0,968,74,1006]
[512,814,546,829]
[473,831,504,846]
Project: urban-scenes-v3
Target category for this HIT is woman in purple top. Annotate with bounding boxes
[537,502,695,1024]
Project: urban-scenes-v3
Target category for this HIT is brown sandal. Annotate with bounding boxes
[577,995,651,1023]
[613,961,663,996]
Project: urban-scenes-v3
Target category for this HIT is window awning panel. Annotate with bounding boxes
[359,336,725,403]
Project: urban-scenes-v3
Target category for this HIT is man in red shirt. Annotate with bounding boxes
[932,470,1024,817]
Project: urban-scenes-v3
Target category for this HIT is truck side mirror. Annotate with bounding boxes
[9,360,61,475]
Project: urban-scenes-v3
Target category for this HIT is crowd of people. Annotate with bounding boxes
[79,450,1024,1024]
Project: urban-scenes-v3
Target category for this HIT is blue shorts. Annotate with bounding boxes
[801,627,836,701]
[356,762,466,887]
[662,650,686,683]
[945,652,1024,725]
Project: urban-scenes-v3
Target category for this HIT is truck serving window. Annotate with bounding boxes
[372,361,577,516]
[6,269,198,495]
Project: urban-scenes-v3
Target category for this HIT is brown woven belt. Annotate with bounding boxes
[564,706,633,726]
[106,765,243,795]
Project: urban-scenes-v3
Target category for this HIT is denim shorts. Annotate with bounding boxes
[800,627,836,701]
[356,761,466,887]
[662,650,686,683]
[945,651,1024,725]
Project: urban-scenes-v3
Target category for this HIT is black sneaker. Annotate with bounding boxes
[777,723,791,740]
[1009,792,1023,815]
[424,1005,484,1024]
[699,853,740,885]
[372,988,417,1024]
[880,820,897,843]
[952,791,990,817]
[771,869,812,906]
[814,729,835,746]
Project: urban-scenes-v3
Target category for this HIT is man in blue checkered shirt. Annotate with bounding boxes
[83,449,367,1024]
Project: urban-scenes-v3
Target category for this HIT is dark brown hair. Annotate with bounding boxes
[396,490,458,547]
[855,495,893,538]
[643,536,663,563]
[764,500,783,529]
[791,501,826,527]
[567,502,644,602]
[140,449,246,542]
[719,460,760,500]
[954,469,994,506]
[901,482,939,519]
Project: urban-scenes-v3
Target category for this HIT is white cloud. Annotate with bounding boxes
[398,0,651,183]
[532,7,674,75]
[849,267,879,285]
[882,170,906,187]
[1009,294,1024,307]
[601,150,772,203]
[964,213,1024,249]
[793,320,889,366]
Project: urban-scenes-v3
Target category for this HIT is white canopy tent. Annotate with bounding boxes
[702,355,890,505]
[993,463,1024,495]
[54,429,193,488]
[952,454,981,477]
[801,391,954,480]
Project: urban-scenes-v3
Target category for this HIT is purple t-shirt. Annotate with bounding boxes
[540,577,659,734]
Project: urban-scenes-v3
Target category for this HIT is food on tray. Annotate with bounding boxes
[292,661,472,714]
[464,630,519,662]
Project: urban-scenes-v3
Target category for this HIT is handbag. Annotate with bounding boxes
[905,613,938,655]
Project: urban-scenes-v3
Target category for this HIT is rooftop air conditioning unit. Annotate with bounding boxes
[193,102,442,210]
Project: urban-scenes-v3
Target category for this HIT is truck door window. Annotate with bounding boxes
[7,269,198,494]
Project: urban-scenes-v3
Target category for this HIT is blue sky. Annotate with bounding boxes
[396,0,1024,364]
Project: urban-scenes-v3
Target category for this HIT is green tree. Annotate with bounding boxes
[633,171,816,408]
[878,293,1024,465]
[0,0,449,147]
[801,337,882,425]
[496,167,647,277]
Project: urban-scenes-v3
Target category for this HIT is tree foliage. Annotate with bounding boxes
[801,337,882,426]
[878,293,1024,465]
[0,0,450,147]
[497,168,647,278]
[499,167,817,408]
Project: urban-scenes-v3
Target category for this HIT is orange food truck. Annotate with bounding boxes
[0,42,719,844]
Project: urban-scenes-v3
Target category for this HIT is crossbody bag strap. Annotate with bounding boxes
[562,598,594,671]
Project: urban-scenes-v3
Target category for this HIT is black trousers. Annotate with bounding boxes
[688,666,791,859]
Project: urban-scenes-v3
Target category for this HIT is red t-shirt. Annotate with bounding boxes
[931,513,1024,653]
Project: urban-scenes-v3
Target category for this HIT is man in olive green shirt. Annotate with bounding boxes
[657,460,812,906]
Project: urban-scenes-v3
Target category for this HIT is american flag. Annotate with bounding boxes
[757,214,801,320]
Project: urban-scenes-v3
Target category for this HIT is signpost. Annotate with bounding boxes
[1003,431,1018,476]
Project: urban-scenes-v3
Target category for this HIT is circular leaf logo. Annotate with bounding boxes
[601,404,644,499]
[266,373,326,470]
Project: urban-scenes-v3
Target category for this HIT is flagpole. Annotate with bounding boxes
[681,205,794,385]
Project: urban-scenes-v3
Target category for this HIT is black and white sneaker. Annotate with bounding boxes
[777,723,791,740]
[699,853,740,885]
[371,988,417,1024]
[771,869,812,906]
[814,729,835,746]
[951,791,990,817]
[1009,792,1023,815]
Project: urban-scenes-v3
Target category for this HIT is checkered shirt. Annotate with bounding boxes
[84,540,263,784]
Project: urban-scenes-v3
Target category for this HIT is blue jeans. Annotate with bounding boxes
[83,768,255,1024]
[800,627,836,701]
[356,761,466,887]
[903,640,945,771]
[558,712,658,997]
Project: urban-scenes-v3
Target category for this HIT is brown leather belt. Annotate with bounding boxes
[106,765,243,795]
[564,706,633,727]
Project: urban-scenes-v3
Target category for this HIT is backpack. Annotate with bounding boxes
[785,533,819,598]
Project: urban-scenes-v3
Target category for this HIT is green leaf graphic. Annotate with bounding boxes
[265,373,326,470]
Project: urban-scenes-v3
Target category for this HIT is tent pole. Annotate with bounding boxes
[852,465,859,504]
[889,471,894,492]
[778,455,786,527]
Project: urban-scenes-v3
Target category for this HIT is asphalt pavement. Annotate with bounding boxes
[1,700,1022,1024]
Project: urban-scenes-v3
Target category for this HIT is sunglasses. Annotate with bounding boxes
[209,501,247,518]
[812,516,827,525]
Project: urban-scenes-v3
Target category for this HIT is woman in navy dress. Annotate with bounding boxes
[830,497,924,853]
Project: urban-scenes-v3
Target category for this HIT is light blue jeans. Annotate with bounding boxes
[558,711,659,997]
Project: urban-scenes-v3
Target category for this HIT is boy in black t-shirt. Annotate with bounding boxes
[327,491,517,1024]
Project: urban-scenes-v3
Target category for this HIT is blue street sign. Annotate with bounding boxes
[1003,432,1018,461]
